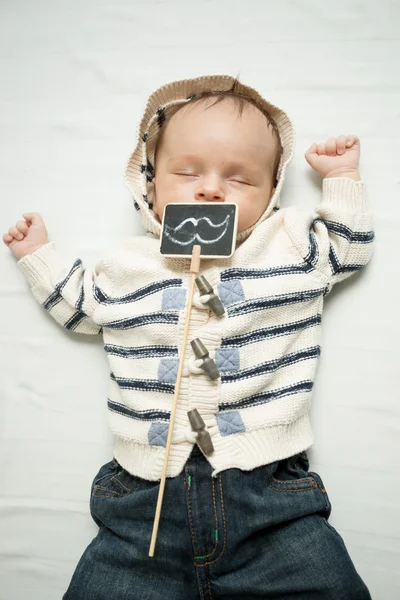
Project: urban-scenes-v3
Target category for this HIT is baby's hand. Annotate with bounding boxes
[3,212,49,260]
[305,135,360,178]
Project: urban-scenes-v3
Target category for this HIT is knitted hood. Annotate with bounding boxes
[124,74,295,244]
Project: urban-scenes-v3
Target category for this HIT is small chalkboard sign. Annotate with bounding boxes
[160,203,238,258]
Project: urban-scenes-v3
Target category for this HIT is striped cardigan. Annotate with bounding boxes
[17,177,374,480]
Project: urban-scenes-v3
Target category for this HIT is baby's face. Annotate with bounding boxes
[152,98,278,232]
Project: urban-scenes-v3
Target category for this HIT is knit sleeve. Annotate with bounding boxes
[17,242,113,334]
[283,177,374,288]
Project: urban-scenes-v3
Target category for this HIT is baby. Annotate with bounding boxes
[3,75,373,599]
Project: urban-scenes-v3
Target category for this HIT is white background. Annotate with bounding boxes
[0,0,399,598]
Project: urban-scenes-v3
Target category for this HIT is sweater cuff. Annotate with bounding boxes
[17,241,59,288]
[322,177,369,213]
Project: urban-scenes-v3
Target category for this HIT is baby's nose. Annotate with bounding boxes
[195,184,225,202]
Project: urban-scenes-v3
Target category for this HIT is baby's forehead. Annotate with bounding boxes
[154,96,278,169]
[163,98,274,145]
[170,96,267,124]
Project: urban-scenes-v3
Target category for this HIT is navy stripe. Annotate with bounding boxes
[222,347,320,383]
[43,259,82,310]
[220,264,311,281]
[43,292,62,311]
[56,259,82,291]
[43,260,108,313]
[220,380,314,411]
[107,399,170,421]
[94,285,108,302]
[45,270,181,314]
[43,282,182,329]
[110,372,174,393]
[146,159,155,176]
[335,264,363,274]
[329,245,363,275]
[328,244,340,274]
[76,285,84,311]
[103,312,179,330]
[102,279,183,305]
[64,311,87,330]
[46,284,104,315]
[104,344,178,358]
[227,288,325,318]
[221,315,322,348]
[157,107,166,128]
[305,230,318,267]
[315,218,374,243]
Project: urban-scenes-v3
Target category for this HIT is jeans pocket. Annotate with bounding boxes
[91,459,138,499]
[92,459,117,485]
[267,452,318,492]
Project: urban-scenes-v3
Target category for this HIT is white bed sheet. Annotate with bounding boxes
[0,1,399,598]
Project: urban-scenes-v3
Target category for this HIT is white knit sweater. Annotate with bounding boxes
[17,176,373,480]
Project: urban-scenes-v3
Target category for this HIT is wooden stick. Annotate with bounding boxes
[148,244,201,557]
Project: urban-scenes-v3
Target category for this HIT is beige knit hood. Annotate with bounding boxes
[124,74,295,244]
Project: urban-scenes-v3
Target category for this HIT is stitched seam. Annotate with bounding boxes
[92,487,123,498]
[206,565,213,600]
[92,474,136,497]
[185,464,200,559]
[183,463,207,600]
[309,471,327,494]
[93,474,115,487]
[196,476,219,560]
[268,484,316,493]
[272,476,314,484]
[266,463,317,492]
[197,474,227,567]
[94,468,117,487]
[112,476,136,494]
[197,570,206,600]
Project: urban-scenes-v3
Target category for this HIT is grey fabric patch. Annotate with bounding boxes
[216,412,246,436]
[162,288,187,310]
[148,422,169,447]
[215,348,240,372]
[158,358,179,383]
[217,280,245,307]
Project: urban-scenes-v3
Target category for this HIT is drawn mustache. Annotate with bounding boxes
[164,215,230,246]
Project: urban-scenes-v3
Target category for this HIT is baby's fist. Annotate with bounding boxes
[3,212,49,260]
[305,135,360,178]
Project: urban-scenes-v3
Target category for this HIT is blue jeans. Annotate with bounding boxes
[63,445,371,599]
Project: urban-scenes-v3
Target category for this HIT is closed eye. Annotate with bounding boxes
[229,178,251,185]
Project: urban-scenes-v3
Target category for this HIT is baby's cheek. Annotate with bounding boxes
[159,181,179,198]
[169,186,194,204]
[173,184,193,202]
